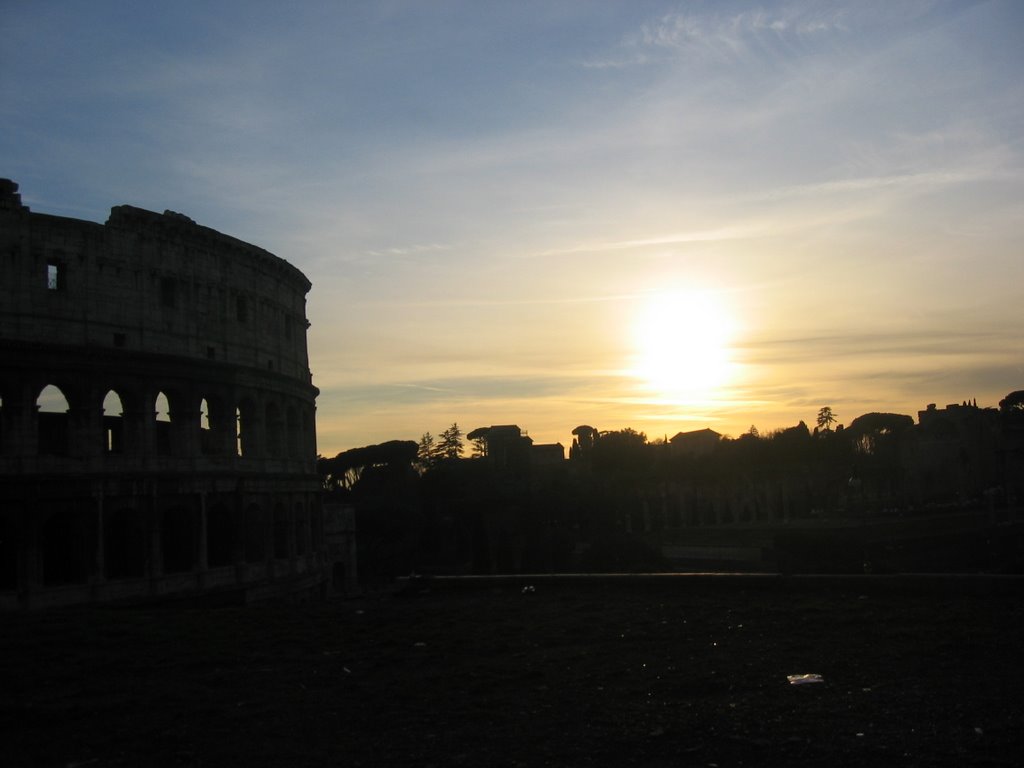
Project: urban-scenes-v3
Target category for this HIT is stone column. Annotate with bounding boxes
[169,395,201,458]
[207,396,236,457]
[124,397,156,462]
[119,391,149,461]
[67,403,104,460]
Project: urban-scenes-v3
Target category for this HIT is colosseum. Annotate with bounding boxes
[0,179,332,609]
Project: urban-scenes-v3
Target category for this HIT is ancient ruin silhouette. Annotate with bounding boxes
[324,397,1024,579]
[0,179,336,608]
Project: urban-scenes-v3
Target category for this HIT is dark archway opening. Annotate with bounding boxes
[37,385,70,456]
[160,506,198,574]
[103,390,125,454]
[104,507,146,579]
[41,505,91,586]
[244,504,267,563]
[155,392,172,456]
[206,504,233,567]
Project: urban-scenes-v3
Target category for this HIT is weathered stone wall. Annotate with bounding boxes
[0,179,328,608]
[1,193,312,380]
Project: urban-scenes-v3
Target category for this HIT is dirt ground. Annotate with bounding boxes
[4,575,1023,768]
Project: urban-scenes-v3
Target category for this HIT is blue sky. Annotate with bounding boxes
[4,1,1023,453]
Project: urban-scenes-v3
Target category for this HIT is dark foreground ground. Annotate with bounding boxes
[4,575,1024,768]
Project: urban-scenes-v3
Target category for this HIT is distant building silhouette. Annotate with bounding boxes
[669,427,722,456]
[569,424,598,462]
[905,401,1001,506]
[468,425,564,470]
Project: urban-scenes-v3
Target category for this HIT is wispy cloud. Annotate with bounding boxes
[536,227,755,257]
[758,169,985,201]
[362,243,450,259]
[633,6,848,58]
[739,328,1015,366]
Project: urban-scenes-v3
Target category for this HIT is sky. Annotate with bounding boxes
[4,0,1023,455]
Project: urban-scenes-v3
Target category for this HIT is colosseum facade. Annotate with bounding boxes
[0,179,330,608]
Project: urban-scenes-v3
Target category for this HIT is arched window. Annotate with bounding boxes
[103,390,125,454]
[237,398,257,458]
[200,395,232,457]
[155,391,171,456]
[199,398,213,455]
[37,384,70,456]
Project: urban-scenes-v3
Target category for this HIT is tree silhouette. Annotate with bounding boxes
[438,423,464,460]
[319,440,419,492]
[471,435,487,458]
[416,432,437,473]
[847,412,914,445]
[592,428,648,479]
[999,390,1024,412]
[816,406,837,432]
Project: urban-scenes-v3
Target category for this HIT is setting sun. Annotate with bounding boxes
[630,290,737,402]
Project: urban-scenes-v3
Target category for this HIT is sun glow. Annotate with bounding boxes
[629,289,737,402]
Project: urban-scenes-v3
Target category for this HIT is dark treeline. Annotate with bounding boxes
[319,392,1024,583]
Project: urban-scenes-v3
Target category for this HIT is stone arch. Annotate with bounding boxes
[36,383,71,456]
[199,393,233,457]
[206,502,234,567]
[154,391,172,456]
[102,389,125,454]
[237,397,258,458]
[273,502,290,559]
[104,507,146,579]
[102,382,145,457]
[199,397,211,452]
[244,503,267,562]
[160,505,198,574]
